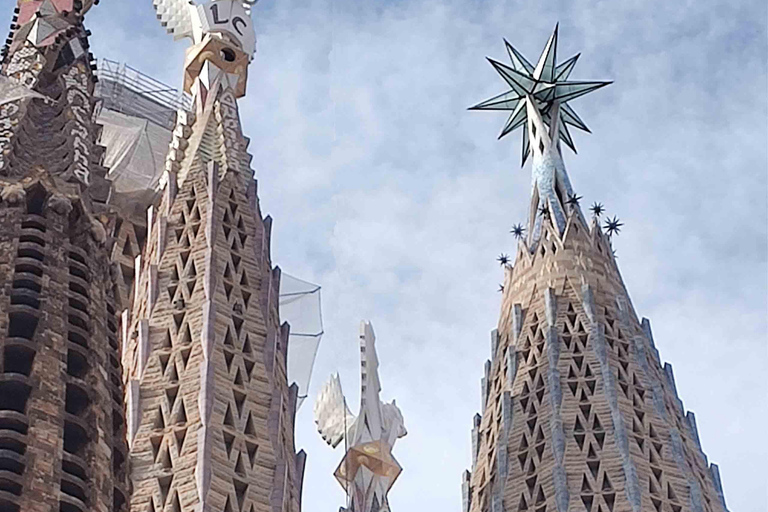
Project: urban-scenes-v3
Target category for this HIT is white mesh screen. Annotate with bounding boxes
[280,273,323,410]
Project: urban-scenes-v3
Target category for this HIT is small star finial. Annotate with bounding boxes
[590,202,604,217]
[604,216,623,236]
[566,193,582,208]
[498,284,505,293]
[497,254,511,266]
[539,204,551,219]
[510,223,526,239]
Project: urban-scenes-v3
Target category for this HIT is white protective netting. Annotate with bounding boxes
[280,273,323,410]
[98,108,170,193]
[97,108,172,216]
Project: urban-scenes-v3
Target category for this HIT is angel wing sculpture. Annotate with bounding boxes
[314,321,407,512]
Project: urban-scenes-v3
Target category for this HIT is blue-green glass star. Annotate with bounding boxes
[470,24,611,165]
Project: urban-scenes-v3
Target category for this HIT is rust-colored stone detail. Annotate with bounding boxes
[0,2,129,511]
[0,178,129,512]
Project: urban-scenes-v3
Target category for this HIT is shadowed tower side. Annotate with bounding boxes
[123,1,305,511]
[0,1,129,512]
[463,26,729,512]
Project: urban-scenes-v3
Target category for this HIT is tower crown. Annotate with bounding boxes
[471,25,611,245]
[153,0,258,98]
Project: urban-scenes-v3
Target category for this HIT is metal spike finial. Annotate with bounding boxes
[566,193,582,208]
[510,223,526,239]
[590,202,604,217]
[497,254,511,266]
[604,216,623,236]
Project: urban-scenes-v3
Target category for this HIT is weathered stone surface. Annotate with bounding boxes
[123,74,303,512]
[0,2,129,512]
[465,211,728,512]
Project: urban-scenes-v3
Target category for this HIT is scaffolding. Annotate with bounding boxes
[95,59,192,130]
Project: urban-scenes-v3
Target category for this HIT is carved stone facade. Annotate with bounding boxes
[0,2,129,512]
[0,1,305,512]
[463,210,729,512]
[122,86,305,512]
[119,12,306,508]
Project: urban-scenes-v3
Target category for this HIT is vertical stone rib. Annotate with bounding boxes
[127,379,140,446]
[710,463,729,511]
[471,413,481,469]
[686,411,702,450]
[669,428,705,512]
[492,390,513,512]
[506,349,518,389]
[490,328,499,358]
[544,288,568,512]
[481,360,491,412]
[461,470,472,512]
[582,285,642,512]
[511,303,523,343]
[632,334,666,418]
[196,162,219,509]
[137,319,149,378]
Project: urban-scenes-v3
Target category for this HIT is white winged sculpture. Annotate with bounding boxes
[314,321,407,512]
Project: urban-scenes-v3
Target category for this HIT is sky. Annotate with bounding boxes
[4,0,766,510]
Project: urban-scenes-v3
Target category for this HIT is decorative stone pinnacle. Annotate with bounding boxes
[471,25,611,246]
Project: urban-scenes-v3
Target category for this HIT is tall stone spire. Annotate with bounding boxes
[124,2,306,511]
[0,1,129,512]
[463,27,729,512]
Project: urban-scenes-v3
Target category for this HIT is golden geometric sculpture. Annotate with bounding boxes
[315,321,407,512]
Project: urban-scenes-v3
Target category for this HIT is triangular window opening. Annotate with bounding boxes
[244,413,256,437]
[224,405,235,427]
[245,441,258,466]
[122,239,135,257]
[173,399,187,425]
[234,479,248,510]
[175,428,187,454]
[223,430,235,457]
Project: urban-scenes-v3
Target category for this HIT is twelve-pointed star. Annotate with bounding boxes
[497,253,511,266]
[604,216,623,236]
[510,223,526,239]
[469,24,611,165]
[590,202,604,217]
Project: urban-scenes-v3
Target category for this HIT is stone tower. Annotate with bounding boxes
[0,1,129,512]
[122,2,305,511]
[463,27,729,512]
